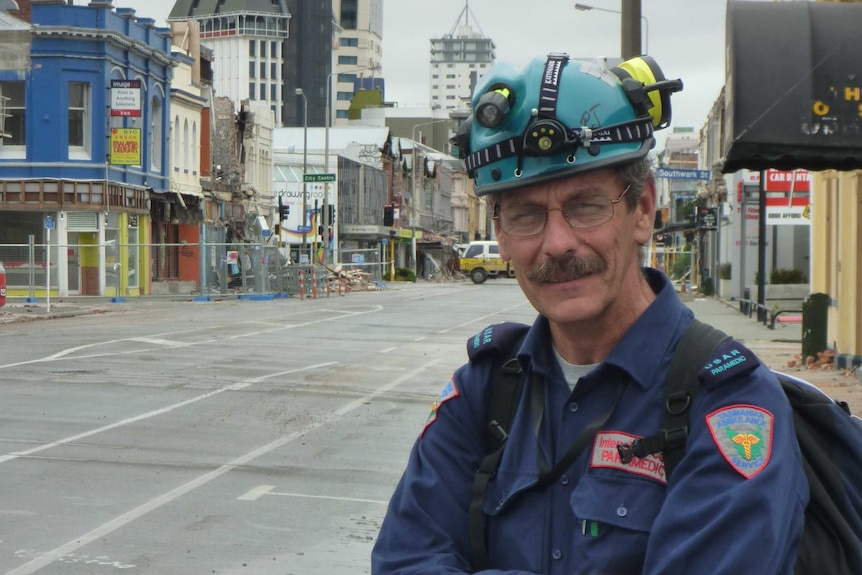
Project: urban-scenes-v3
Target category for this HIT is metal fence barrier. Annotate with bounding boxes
[0,241,363,299]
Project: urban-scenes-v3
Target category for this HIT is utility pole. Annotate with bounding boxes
[621,0,643,58]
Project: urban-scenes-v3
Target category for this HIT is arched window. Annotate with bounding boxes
[183,118,189,172]
[192,121,198,175]
[173,116,180,171]
[150,96,162,170]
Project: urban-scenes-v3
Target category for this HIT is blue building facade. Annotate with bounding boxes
[0,1,175,296]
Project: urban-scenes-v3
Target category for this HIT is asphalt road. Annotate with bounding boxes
[0,280,858,574]
[0,281,537,574]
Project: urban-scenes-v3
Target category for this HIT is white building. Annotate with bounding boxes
[167,0,290,125]
[429,3,495,111]
[332,0,384,126]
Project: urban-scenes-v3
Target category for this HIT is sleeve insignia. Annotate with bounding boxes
[706,404,774,479]
[420,377,460,438]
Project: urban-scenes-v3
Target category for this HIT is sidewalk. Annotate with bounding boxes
[685,295,862,413]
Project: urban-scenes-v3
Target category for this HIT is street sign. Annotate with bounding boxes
[656,168,711,181]
[303,173,336,183]
[44,215,55,230]
[697,207,718,231]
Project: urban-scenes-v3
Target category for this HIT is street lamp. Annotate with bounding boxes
[295,88,309,262]
[322,64,380,267]
[574,2,649,55]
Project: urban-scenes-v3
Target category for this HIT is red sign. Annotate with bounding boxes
[764,169,810,193]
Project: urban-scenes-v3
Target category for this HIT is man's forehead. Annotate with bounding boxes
[495,171,622,204]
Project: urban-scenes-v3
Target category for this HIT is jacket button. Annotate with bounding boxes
[617,505,628,517]
[560,474,569,485]
[552,549,562,560]
[569,402,579,413]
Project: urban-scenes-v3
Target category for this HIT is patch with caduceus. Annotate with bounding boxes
[706,405,774,479]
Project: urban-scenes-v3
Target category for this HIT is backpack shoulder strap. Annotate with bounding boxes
[467,323,529,571]
[618,319,729,479]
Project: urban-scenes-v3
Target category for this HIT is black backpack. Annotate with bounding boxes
[469,319,862,574]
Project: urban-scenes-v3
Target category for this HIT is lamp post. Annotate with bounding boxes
[574,2,649,56]
[295,88,309,262]
[323,64,379,267]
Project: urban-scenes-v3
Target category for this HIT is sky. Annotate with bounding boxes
[111,0,739,149]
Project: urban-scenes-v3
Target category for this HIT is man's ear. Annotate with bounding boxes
[633,177,657,245]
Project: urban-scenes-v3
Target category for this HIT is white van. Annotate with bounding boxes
[458,241,515,284]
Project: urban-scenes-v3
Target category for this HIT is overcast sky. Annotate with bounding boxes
[112,0,740,147]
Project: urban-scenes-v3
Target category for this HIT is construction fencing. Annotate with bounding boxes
[0,240,388,298]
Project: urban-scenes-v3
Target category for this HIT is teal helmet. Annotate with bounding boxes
[453,53,682,196]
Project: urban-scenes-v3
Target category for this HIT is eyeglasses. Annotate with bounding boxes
[494,186,631,237]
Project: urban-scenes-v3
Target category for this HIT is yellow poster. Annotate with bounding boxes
[110,128,141,165]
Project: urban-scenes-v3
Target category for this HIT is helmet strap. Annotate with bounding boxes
[537,53,570,120]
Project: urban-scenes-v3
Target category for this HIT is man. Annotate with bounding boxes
[372,54,807,574]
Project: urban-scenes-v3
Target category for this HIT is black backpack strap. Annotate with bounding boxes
[468,327,529,571]
[618,319,729,479]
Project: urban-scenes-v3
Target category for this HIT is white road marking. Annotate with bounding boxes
[380,346,397,353]
[436,300,531,334]
[5,358,438,575]
[0,362,337,465]
[0,305,384,370]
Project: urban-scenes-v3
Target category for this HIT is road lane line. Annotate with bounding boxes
[0,362,337,465]
[435,300,531,334]
[0,305,384,370]
[5,358,438,575]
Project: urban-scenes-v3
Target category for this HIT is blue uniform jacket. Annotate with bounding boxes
[372,269,808,574]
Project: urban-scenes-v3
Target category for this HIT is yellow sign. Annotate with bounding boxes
[802,204,811,219]
[110,128,141,165]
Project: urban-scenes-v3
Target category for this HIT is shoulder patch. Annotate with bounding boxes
[420,377,460,438]
[466,322,530,363]
[706,404,774,478]
[699,339,760,388]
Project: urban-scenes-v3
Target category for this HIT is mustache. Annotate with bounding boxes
[524,254,608,282]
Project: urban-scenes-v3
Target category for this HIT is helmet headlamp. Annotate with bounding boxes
[523,118,568,156]
[475,86,512,128]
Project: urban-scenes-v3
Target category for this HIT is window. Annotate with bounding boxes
[271,41,277,58]
[260,41,267,58]
[337,73,356,83]
[337,91,353,101]
[338,55,358,65]
[249,40,256,57]
[336,109,349,119]
[249,83,256,99]
[192,121,198,174]
[68,81,91,158]
[340,37,358,47]
[271,62,278,80]
[249,61,256,78]
[182,118,189,171]
[270,84,277,101]
[150,96,162,170]
[173,116,180,170]
[0,81,25,156]
[260,62,267,80]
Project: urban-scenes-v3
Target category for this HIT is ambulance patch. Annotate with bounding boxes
[420,377,459,438]
[590,431,667,484]
[706,405,774,479]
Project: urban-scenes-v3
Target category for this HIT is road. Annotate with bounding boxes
[1,280,859,574]
[0,281,536,574]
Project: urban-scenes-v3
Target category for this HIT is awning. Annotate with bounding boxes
[723,1,862,173]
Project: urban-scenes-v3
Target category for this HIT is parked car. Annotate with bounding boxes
[458,241,515,284]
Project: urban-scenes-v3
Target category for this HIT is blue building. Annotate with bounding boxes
[0,0,175,296]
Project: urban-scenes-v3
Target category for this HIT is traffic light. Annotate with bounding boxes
[273,223,280,236]
[383,204,394,227]
[278,196,290,221]
[324,205,336,225]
